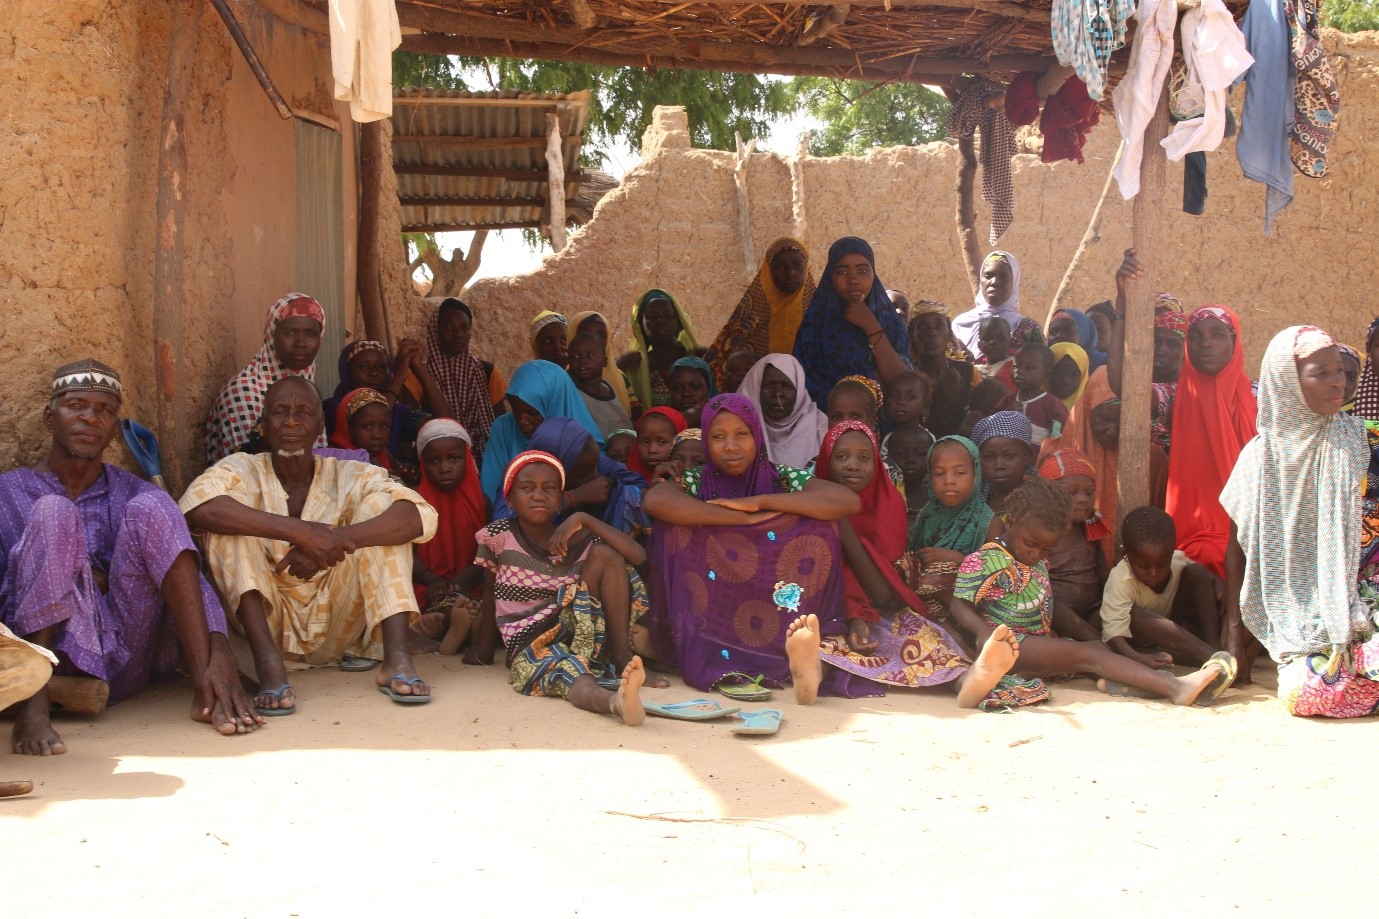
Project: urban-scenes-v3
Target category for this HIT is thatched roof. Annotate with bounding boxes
[395,0,1066,84]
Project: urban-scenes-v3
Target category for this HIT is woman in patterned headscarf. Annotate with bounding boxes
[705,237,816,383]
[205,292,326,463]
[426,298,505,468]
[1349,318,1379,421]
[1222,326,1377,716]
[620,289,702,410]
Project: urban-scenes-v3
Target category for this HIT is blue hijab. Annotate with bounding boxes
[1052,308,1107,372]
[480,360,606,500]
[793,237,911,407]
[493,417,644,533]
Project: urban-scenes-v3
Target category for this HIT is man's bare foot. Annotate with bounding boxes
[957,623,1019,708]
[785,614,822,705]
[0,780,33,798]
[1170,662,1228,706]
[608,657,646,726]
[12,707,65,756]
[377,650,431,700]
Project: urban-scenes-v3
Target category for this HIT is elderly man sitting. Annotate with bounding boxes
[0,360,259,756]
[181,377,437,713]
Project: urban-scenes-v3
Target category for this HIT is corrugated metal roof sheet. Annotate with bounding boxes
[390,89,593,234]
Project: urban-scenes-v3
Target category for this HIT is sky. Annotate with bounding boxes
[415,101,822,285]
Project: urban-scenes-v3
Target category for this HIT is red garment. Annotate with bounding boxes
[329,387,393,472]
[627,406,686,484]
[1040,76,1100,164]
[414,440,486,606]
[1165,305,1258,578]
[815,420,922,623]
[1004,72,1042,127]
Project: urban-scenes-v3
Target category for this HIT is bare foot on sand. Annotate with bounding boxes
[438,600,477,656]
[786,614,822,705]
[609,657,646,726]
[12,707,65,756]
[1170,660,1230,706]
[957,624,1019,708]
[629,623,655,660]
[415,611,447,641]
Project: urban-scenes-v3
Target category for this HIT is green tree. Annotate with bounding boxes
[1324,0,1379,31]
[788,78,950,156]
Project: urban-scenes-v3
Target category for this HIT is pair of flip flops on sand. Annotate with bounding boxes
[644,698,783,735]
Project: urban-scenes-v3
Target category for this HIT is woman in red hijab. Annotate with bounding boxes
[1165,306,1258,578]
[411,419,489,654]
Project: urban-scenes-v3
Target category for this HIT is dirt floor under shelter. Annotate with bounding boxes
[2,653,1370,914]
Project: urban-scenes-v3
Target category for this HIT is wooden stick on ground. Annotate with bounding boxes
[47,676,111,716]
[0,780,33,799]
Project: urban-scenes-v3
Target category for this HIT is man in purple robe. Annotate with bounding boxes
[1,360,261,755]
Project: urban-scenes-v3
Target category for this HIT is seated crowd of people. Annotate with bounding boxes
[5,233,1379,767]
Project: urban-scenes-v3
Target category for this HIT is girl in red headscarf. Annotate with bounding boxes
[815,420,1042,709]
[1165,306,1258,579]
[625,406,686,484]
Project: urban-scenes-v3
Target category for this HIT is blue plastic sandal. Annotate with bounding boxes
[644,698,742,721]
[254,684,296,717]
[730,709,783,736]
[377,674,432,705]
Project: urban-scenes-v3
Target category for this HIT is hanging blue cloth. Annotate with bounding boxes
[1236,0,1293,234]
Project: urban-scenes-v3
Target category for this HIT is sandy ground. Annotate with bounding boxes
[2,654,1373,915]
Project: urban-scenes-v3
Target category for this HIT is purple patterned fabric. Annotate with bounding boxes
[0,466,227,703]
[696,394,782,500]
[647,512,844,691]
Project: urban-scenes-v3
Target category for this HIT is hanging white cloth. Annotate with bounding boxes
[328,0,402,123]
[1111,0,1178,198]
[1161,0,1254,161]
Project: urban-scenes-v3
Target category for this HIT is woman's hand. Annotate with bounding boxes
[917,547,965,566]
[567,476,613,508]
[848,618,879,655]
[843,296,881,336]
[709,495,764,513]
[1115,247,1143,299]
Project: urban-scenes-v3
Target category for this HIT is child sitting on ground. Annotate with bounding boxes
[1038,450,1114,648]
[720,349,758,395]
[1099,507,1225,668]
[568,331,635,437]
[825,376,903,487]
[329,387,419,485]
[971,411,1038,515]
[604,428,636,466]
[998,343,1069,442]
[469,450,648,724]
[883,370,933,438]
[626,407,686,484]
[975,316,1017,393]
[886,424,935,522]
[947,477,1234,707]
[669,428,704,471]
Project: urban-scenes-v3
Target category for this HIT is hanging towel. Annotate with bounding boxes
[1111,0,1178,199]
[948,79,1017,244]
[328,0,402,123]
[1236,0,1293,234]
[1051,0,1134,101]
[1161,0,1254,162]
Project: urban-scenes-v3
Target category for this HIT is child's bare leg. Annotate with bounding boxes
[565,659,646,725]
[955,624,1020,708]
[785,614,822,705]
[948,597,994,646]
[1173,565,1224,648]
[1051,602,1100,642]
[585,544,669,688]
[1015,635,1222,705]
[1130,608,1216,667]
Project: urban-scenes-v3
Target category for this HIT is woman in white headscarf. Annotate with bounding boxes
[1220,325,1379,717]
[950,251,1042,356]
[737,353,830,468]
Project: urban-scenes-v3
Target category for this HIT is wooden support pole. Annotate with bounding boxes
[790,133,810,242]
[733,132,757,276]
[1117,91,1171,528]
[545,114,568,252]
[153,0,202,494]
[955,134,982,298]
[209,0,293,120]
[358,120,392,346]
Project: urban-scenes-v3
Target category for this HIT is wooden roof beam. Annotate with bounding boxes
[400,32,1055,83]
[393,165,588,181]
[392,135,551,148]
[399,195,577,207]
[402,222,545,232]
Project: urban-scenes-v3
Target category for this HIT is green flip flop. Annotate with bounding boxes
[714,672,773,702]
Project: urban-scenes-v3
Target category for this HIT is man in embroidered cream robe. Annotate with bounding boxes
[182,378,437,713]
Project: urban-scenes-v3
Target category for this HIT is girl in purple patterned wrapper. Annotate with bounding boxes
[642,393,859,704]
